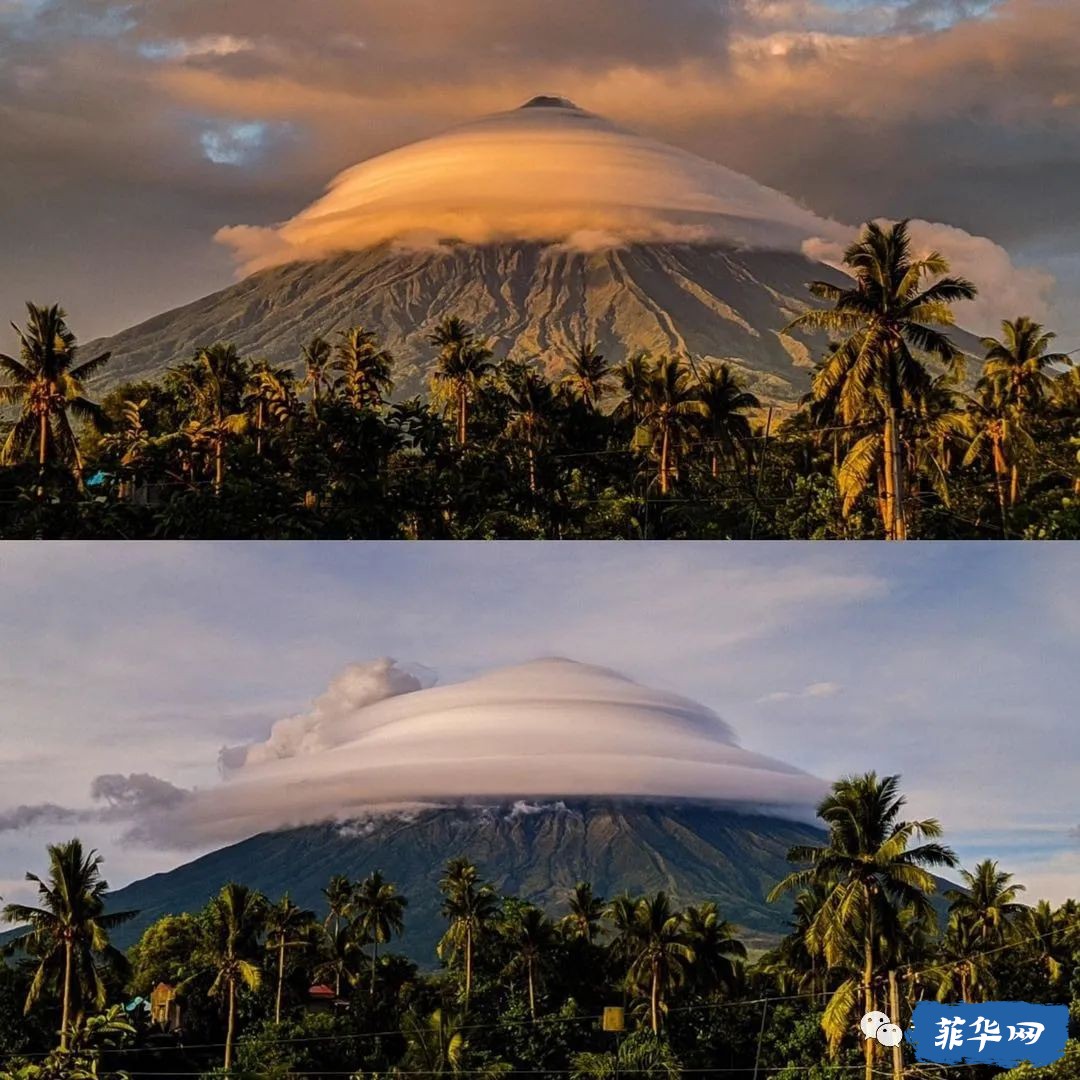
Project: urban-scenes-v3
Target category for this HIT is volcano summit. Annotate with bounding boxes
[87,97,859,401]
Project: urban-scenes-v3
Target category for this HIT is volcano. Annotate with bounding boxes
[103,803,827,960]
[87,97,855,402]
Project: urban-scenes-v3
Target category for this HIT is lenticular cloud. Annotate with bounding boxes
[217,96,850,271]
[174,657,825,846]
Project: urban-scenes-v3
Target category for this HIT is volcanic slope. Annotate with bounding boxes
[103,803,826,959]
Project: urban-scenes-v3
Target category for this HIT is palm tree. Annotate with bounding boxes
[333,326,394,410]
[693,362,760,478]
[973,318,1070,508]
[502,906,557,1019]
[614,352,653,426]
[245,362,295,456]
[204,883,266,1071]
[504,366,556,494]
[945,860,1027,954]
[313,924,363,1000]
[301,336,333,415]
[680,902,745,996]
[2,840,135,1051]
[788,220,977,539]
[99,398,151,501]
[636,356,705,495]
[0,303,110,492]
[626,892,694,1034]
[323,874,352,937]
[769,773,957,1080]
[179,344,248,495]
[561,882,606,943]
[561,342,611,410]
[437,857,499,1011]
[264,894,315,1024]
[605,893,642,989]
[429,318,494,447]
[402,1008,467,1076]
[352,870,408,997]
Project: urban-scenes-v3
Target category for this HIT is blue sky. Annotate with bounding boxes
[0,542,1076,908]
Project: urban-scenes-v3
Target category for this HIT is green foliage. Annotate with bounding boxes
[2,232,1077,538]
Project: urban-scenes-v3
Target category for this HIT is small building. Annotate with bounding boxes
[150,982,182,1031]
[306,984,349,1014]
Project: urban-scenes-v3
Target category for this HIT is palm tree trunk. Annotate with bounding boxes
[37,410,48,499]
[527,446,537,495]
[992,438,1009,537]
[889,970,903,1080]
[371,939,378,998]
[527,958,536,1020]
[458,386,468,448]
[276,940,285,1024]
[464,925,473,1012]
[864,935,875,1080]
[225,978,236,1071]
[1009,463,1020,508]
[883,409,906,540]
[59,938,72,1051]
[659,426,671,495]
[651,963,660,1034]
[214,436,224,496]
[256,402,265,457]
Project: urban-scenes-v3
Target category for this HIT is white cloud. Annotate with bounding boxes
[756,681,842,704]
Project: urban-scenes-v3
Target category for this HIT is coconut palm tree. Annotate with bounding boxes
[314,924,363,1000]
[769,773,957,1080]
[945,860,1027,954]
[561,882,606,943]
[437,858,499,1011]
[352,870,408,997]
[627,893,694,1034]
[178,344,249,495]
[245,362,295,456]
[323,875,352,936]
[971,318,1070,508]
[301,336,334,415]
[561,342,611,410]
[504,365,556,494]
[2,840,136,1051]
[680,902,745,996]
[99,398,151,501]
[693,362,760,478]
[502,906,557,1019]
[429,318,494,448]
[636,356,705,495]
[264,894,315,1024]
[402,1008,467,1076]
[788,220,977,539]
[333,326,394,410]
[203,883,266,1071]
[614,352,653,426]
[0,303,110,491]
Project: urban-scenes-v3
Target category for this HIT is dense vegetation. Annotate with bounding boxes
[1,222,1077,539]
[2,774,1078,1080]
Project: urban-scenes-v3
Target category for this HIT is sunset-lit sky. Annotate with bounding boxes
[0,543,1076,908]
[2,0,1080,343]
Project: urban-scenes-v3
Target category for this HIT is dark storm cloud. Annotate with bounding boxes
[1,0,1079,338]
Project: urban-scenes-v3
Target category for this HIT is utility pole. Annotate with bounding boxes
[889,971,904,1080]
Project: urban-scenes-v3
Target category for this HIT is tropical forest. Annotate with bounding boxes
[0,774,1077,1080]
[1,223,1077,540]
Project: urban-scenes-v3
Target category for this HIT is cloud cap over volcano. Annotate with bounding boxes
[217,97,851,270]
[179,657,826,846]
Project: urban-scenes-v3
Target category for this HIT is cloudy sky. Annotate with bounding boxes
[0,542,1076,910]
[1,0,1080,343]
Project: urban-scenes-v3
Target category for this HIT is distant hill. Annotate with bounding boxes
[101,802,827,961]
